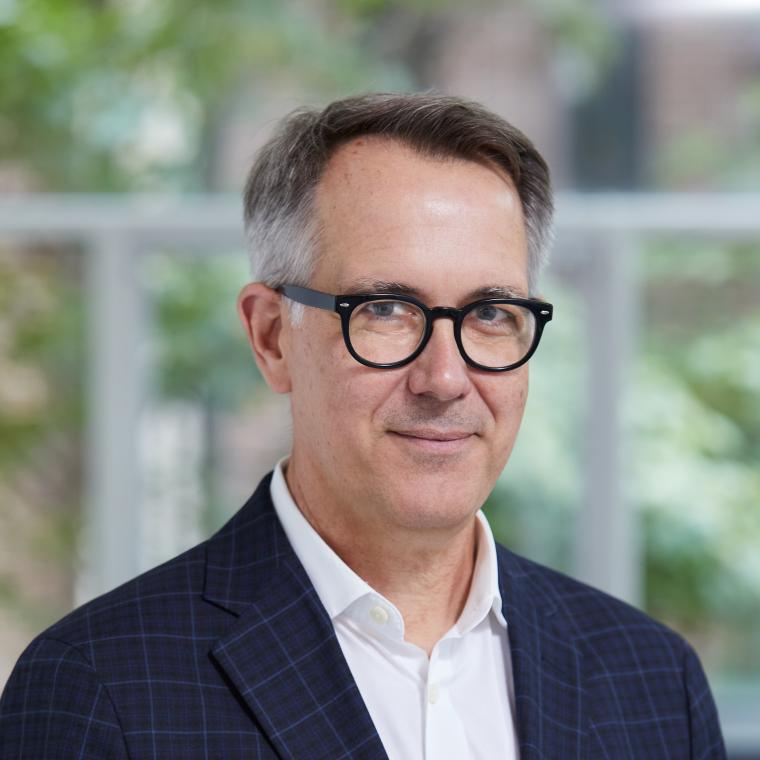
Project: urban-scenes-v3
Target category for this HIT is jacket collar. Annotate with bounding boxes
[204,474,389,759]
[497,544,586,759]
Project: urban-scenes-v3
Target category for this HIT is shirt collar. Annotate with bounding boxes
[461,509,507,633]
[271,457,370,619]
[269,456,506,632]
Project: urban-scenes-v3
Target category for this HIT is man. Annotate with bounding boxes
[0,93,725,758]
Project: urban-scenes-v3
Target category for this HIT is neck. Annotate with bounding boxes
[285,459,480,655]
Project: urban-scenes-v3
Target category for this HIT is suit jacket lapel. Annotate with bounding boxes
[204,476,388,760]
[498,546,587,759]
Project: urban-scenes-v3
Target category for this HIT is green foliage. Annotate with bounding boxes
[0,0,408,191]
[145,252,258,406]
[530,0,614,68]
[635,241,760,671]
[336,0,467,17]
[0,0,623,193]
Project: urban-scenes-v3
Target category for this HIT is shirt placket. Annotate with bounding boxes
[424,638,470,759]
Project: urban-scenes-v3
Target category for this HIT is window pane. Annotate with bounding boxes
[635,238,760,746]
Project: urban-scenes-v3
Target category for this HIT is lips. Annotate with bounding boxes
[391,428,474,442]
[387,428,477,455]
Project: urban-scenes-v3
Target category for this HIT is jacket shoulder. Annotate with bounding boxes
[32,540,211,668]
[0,635,130,758]
[0,543,211,757]
[12,474,277,674]
[497,544,690,661]
[497,546,727,756]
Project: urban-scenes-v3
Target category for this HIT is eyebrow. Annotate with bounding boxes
[467,285,527,300]
[343,279,423,297]
[341,278,527,302]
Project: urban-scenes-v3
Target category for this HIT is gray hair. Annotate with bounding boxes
[243,93,554,313]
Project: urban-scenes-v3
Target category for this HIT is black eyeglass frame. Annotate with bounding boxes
[280,284,553,372]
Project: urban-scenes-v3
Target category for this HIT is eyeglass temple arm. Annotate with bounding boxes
[279,285,337,312]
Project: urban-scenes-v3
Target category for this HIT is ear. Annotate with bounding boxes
[237,282,292,394]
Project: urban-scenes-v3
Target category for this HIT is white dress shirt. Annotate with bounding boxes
[270,459,519,760]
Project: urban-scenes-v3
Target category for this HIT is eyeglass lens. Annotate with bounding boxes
[348,299,536,367]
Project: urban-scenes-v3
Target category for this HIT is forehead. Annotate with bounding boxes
[316,137,519,220]
[311,137,528,300]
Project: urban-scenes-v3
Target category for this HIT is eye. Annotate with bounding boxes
[474,305,510,323]
[356,300,421,321]
[366,301,401,318]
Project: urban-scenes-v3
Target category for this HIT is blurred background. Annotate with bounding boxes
[1,0,759,754]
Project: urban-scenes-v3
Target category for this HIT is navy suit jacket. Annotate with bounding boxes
[1,473,726,758]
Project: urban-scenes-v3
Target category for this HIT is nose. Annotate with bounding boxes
[406,318,471,401]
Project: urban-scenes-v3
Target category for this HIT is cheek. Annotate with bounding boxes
[296,342,343,423]
[485,371,529,438]
[290,326,382,442]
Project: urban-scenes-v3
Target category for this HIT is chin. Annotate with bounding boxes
[380,475,490,531]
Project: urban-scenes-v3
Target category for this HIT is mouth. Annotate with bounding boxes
[388,429,476,453]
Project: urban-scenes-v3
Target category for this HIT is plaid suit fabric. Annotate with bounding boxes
[1,473,726,759]
[496,546,726,759]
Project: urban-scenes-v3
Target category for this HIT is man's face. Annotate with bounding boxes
[281,138,530,537]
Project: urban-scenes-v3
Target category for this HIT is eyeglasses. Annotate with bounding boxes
[279,285,553,372]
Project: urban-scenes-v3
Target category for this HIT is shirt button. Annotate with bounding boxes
[369,605,389,625]
[428,684,439,705]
